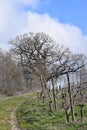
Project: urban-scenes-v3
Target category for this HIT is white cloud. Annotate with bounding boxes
[23,12,87,55]
[0,0,87,55]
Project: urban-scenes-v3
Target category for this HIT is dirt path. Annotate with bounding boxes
[10,93,36,130]
[10,107,21,130]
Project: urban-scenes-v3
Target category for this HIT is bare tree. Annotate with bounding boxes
[0,50,25,96]
[10,32,55,110]
[10,32,87,119]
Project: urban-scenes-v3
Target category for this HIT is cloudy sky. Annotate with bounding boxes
[0,0,87,55]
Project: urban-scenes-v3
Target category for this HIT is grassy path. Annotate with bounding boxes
[0,93,36,130]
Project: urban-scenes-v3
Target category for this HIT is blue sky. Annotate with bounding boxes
[58,0,87,34]
[44,0,87,34]
[0,0,87,55]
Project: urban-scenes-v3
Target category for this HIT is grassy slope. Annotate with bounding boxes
[0,93,36,130]
[0,92,87,130]
[17,98,87,130]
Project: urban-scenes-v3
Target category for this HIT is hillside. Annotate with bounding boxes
[16,96,87,130]
[0,92,87,130]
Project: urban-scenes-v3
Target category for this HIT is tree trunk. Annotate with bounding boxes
[43,77,53,112]
[51,78,57,110]
[67,72,75,122]
[65,110,69,122]
[39,75,46,103]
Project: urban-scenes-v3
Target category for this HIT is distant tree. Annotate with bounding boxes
[0,50,25,96]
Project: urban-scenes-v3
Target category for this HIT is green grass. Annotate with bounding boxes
[16,98,87,130]
[0,93,36,130]
[0,92,87,130]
